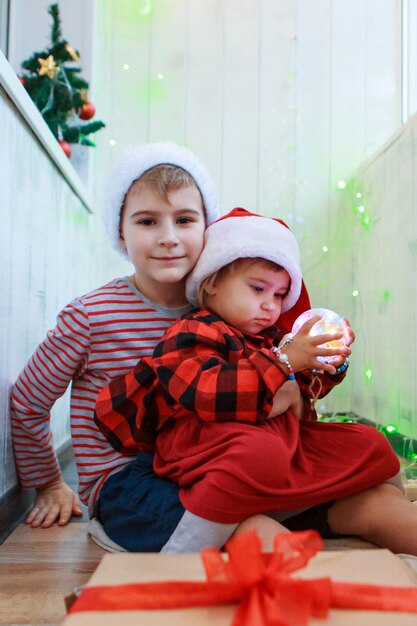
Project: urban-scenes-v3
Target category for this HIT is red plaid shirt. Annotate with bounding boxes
[95,310,342,456]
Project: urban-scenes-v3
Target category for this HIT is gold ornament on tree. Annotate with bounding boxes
[37,55,58,79]
[64,43,80,61]
[19,3,105,156]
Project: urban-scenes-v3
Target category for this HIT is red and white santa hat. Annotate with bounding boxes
[103,142,219,257]
[186,207,305,315]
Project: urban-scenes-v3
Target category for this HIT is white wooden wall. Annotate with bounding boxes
[326,115,417,440]
[90,0,400,274]
[0,58,106,499]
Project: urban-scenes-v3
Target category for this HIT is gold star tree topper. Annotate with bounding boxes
[37,55,58,79]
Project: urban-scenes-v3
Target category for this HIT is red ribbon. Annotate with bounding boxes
[70,530,417,626]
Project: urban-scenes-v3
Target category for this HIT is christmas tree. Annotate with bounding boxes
[19,3,105,158]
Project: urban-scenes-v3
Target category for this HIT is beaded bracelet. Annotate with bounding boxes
[313,357,350,376]
[332,357,350,375]
[271,346,295,380]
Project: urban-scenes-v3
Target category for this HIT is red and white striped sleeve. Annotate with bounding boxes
[10,299,91,490]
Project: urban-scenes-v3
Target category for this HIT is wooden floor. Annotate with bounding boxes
[2,457,413,626]
[0,522,105,626]
[0,460,106,626]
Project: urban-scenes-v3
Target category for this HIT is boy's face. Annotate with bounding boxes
[120,183,205,302]
[206,262,290,335]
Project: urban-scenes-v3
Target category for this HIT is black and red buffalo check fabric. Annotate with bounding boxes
[94,310,341,456]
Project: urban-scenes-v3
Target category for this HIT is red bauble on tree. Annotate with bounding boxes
[18,75,26,87]
[79,101,96,120]
[59,139,72,158]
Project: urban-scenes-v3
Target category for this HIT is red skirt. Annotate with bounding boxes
[154,412,400,523]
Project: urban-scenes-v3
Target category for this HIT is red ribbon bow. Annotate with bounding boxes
[201,530,330,625]
[70,530,417,626]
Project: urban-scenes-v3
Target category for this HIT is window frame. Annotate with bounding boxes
[0,0,10,57]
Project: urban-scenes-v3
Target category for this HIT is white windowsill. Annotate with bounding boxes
[0,50,92,213]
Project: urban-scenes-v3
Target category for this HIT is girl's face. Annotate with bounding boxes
[120,183,205,306]
[206,261,291,335]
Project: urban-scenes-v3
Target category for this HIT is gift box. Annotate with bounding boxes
[63,531,417,626]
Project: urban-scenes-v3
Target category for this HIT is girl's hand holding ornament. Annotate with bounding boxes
[274,309,353,376]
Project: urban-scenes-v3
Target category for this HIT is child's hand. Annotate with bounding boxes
[343,318,355,346]
[328,317,355,368]
[269,380,300,417]
[25,479,83,528]
[280,315,351,375]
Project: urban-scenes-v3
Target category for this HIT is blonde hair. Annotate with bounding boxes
[196,257,285,309]
[121,164,203,216]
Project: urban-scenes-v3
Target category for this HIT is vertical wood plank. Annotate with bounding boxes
[258,0,297,220]
[147,0,188,142]
[185,0,224,188]
[220,0,261,212]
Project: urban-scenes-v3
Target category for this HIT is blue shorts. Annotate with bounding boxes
[282,502,339,538]
[95,452,185,551]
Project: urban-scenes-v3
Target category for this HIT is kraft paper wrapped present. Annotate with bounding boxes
[63,531,417,626]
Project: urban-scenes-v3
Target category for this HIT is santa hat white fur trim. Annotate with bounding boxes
[186,212,302,313]
[103,142,219,257]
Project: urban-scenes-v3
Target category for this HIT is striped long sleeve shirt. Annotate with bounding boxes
[10,277,189,514]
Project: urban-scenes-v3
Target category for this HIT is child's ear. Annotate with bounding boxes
[119,228,127,250]
[204,283,217,296]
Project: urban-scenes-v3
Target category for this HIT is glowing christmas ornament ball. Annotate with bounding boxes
[291,308,348,363]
